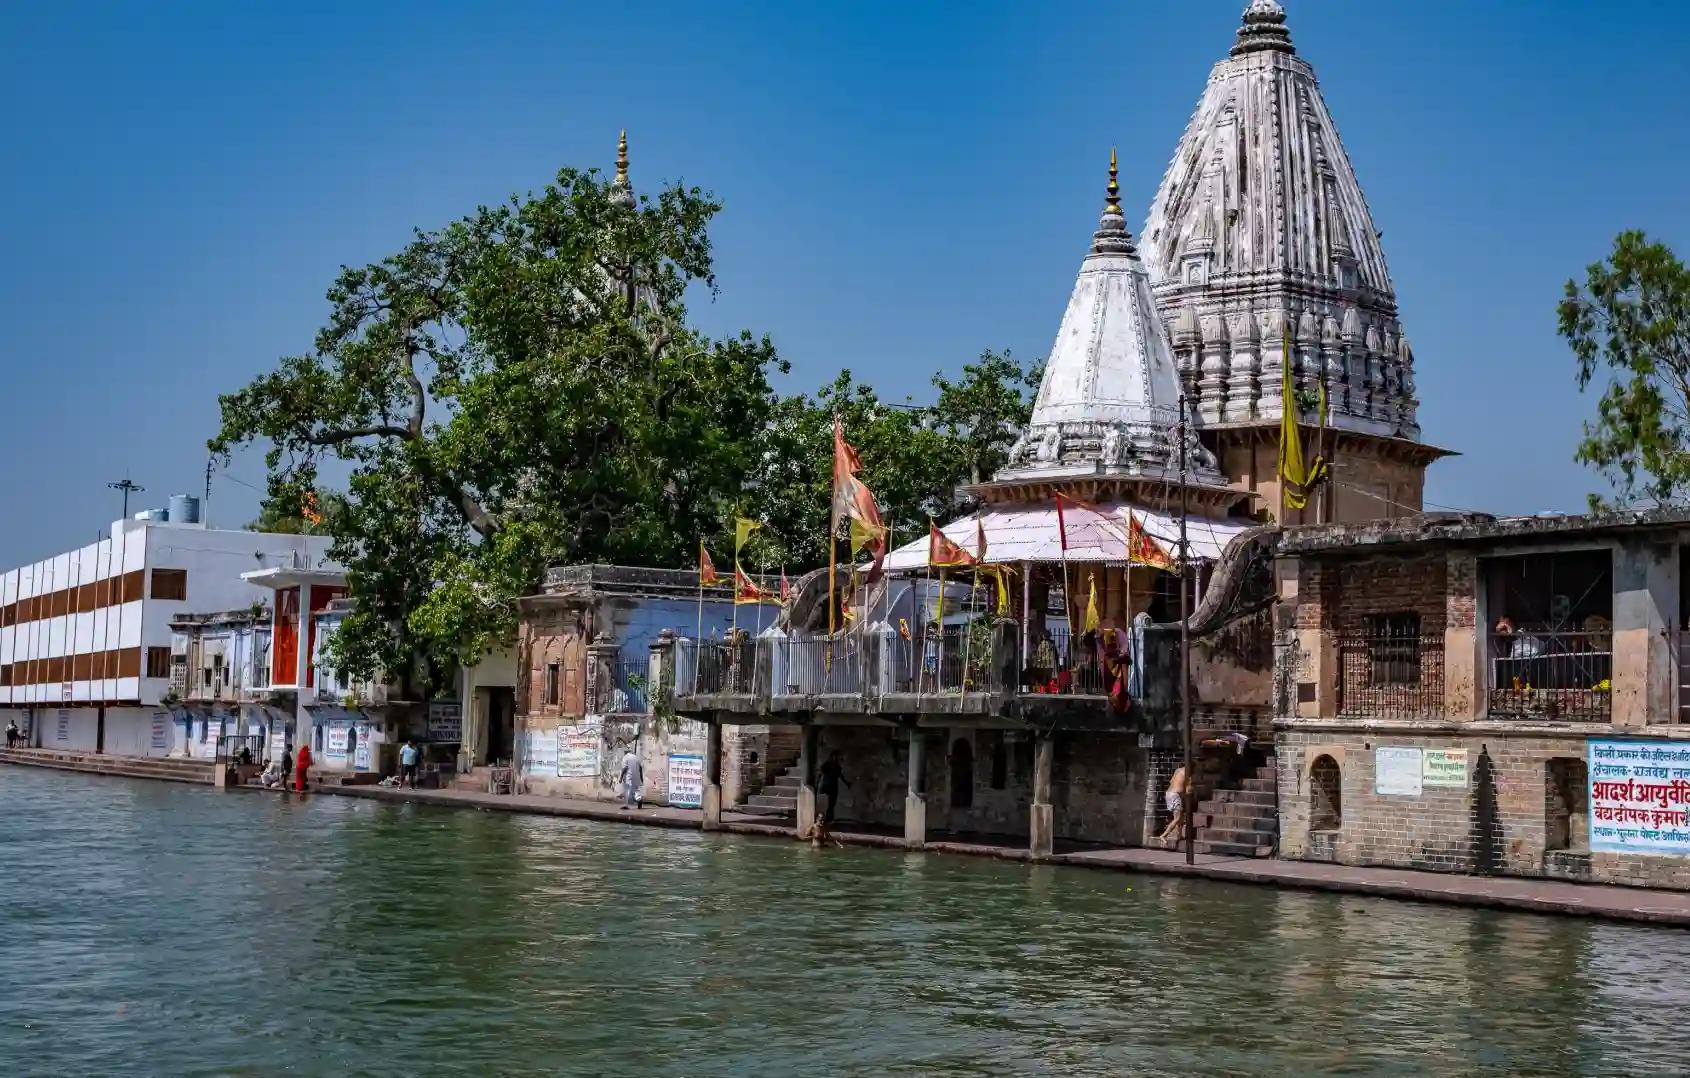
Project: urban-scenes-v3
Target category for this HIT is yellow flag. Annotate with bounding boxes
[1083,575,1100,634]
[991,566,1010,614]
[1279,335,1309,510]
[734,517,761,554]
[849,515,885,557]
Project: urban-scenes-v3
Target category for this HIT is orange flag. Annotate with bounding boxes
[975,516,989,562]
[928,520,976,568]
[734,565,768,605]
[1125,511,1177,571]
[780,567,791,601]
[699,542,720,586]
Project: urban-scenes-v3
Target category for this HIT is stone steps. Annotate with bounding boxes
[1196,838,1275,858]
[0,749,217,785]
[1196,798,1275,818]
[1190,758,1279,859]
[1211,788,1276,808]
[1194,811,1277,833]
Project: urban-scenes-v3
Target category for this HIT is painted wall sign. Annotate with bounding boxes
[150,713,170,752]
[270,729,288,763]
[325,723,349,760]
[1589,740,1690,856]
[354,726,372,771]
[1422,749,1468,787]
[523,727,559,776]
[426,702,463,742]
[667,753,704,808]
[557,721,600,778]
[1374,746,1423,797]
[55,710,70,744]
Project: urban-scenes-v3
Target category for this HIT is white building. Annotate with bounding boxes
[1,501,331,756]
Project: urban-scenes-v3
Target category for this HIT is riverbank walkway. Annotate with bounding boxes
[6,747,1688,927]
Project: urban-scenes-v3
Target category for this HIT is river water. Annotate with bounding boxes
[1,766,1687,1076]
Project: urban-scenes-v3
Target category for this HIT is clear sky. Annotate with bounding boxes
[2,0,1686,568]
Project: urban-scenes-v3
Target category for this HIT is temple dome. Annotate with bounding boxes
[1143,1,1420,440]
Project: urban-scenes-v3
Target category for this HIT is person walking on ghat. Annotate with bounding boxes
[817,751,850,824]
[619,746,644,811]
[1157,764,1189,848]
[293,741,313,793]
[400,739,421,789]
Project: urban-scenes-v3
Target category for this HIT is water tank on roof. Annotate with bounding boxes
[168,494,202,524]
[134,508,169,522]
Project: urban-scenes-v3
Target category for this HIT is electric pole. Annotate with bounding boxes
[108,476,145,520]
[1178,394,1193,866]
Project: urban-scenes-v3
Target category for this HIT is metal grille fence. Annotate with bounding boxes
[1488,628,1611,721]
[1337,631,1445,719]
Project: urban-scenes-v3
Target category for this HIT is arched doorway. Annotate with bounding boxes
[1310,755,1342,831]
[949,738,974,809]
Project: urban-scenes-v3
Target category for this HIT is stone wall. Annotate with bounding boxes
[813,726,1188,846]
[517,713,706,805]
[1276,727,1690,891]
[721,723,801,806]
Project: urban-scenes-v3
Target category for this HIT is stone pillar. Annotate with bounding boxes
[648,629,676,717]
[1029,733,1054,860]
[904,727,926,848]
[795,723,818,837]
[584,633,619,715]
[1613,538,1678,727]
[702,720,723,831]
[1443,550,1484,721]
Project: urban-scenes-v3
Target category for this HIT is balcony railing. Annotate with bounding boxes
[1488,627,1611,721]
[1337,631,1445,719]
[606,660,651,714]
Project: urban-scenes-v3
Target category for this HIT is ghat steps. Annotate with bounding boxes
[1193,764,1279,858]
[0,748,217,785]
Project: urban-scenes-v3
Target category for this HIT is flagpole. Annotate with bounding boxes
[1058,496,1076,676]
[694,569,704,696]
[920,552,934,695]
[936,567,948,691]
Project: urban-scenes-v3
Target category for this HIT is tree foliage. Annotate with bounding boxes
[213,160,1041,690]
[1560,230,1690,509]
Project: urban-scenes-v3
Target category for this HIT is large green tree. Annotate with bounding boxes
[211,165,781,691]
[1560,230,1690,509]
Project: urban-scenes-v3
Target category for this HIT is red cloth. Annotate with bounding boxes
[294,745,313,791]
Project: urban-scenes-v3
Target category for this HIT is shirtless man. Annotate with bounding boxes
[1157,765,1189,848]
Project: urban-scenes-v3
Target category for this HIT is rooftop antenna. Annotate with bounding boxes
[108,476,145,519]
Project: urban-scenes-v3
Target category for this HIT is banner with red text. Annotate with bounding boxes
[1589,739,1690,856]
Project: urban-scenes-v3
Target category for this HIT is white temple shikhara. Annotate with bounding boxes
[989,0,1446,526]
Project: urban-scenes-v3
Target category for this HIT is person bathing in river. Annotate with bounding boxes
[1157,765,1189,848]
[293,742,313,792]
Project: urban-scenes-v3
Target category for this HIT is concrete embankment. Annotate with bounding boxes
[0,748,216,785]
[9,752,1690,928]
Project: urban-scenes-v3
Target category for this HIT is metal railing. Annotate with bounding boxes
[1023,628,1114,696]
[1337,631,1445,719]
[1487,628,1611,721]
[215,734,266,764]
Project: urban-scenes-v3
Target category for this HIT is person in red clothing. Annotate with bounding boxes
[293,742,313,792]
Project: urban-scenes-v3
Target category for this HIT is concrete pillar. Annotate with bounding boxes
[1029,733,1054,859]
[795,723,818,837]
[702,721,723,831]
[585,633,620,715]
[1613,538,1678,727]
[904,727,926,848]
[1443,550,1484,721]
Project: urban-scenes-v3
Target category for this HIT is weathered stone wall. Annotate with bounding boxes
[517,714,706,805]
[517,603,589,720]
[721,723,801,806]
[1276,727,1690,891]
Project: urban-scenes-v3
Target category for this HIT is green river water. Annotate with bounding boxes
[0,765,1686,1076]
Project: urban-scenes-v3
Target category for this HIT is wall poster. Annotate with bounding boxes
[1374,746,1423,796]
[1422,749,1468,787]
[523,726,559,776]
[557,720,601,778]
[1590,740,1690,856]
[667,753,704,808]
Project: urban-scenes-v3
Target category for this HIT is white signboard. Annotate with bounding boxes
[1590,740,1690,856]
[524,727,559,776]
[55,710,70,745]
[204,717,222,755]
[269,729,288,763]
[1375,746,1423,797]
[427,702,462,742]
[667,753,704,808]
[557,721,600,778]
[325,723,349,760]
[1422,749,1468,787]
[150,713,171,752]
[354,726,372,771]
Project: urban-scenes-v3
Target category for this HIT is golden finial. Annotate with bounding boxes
[615,128,629,186]
[1105,147,1121,215]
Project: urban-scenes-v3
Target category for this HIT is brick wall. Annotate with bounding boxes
[721,723,800,806]
[1276,728,1690,891]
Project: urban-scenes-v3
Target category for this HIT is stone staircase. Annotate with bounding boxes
[741,763,803,816]
[0,748,218,785]
[1193,763,1278,858]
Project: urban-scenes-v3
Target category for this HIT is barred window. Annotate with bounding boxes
[1365,612,1421,685]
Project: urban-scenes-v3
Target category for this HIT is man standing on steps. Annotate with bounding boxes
[817,751,849,824]
[1157,765,1189,849]
[619,745,644,811]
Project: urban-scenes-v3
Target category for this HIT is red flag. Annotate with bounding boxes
[832,414,864,529]
[780,567,791,601]
[1125,510,1177,571]
[734,565,768,605]
[928,520,976,568]
[1054,493,1070,552]
[699,542,720,587]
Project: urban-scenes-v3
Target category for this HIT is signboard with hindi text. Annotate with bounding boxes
[1375,746,1423,797]
[1589,740,1690,856]
[325,723,349,760]
[557,721,600,778]
[523,726,559,776]
[667,754,704,808]
[1422,749,1468,787]
[427,702,462,742]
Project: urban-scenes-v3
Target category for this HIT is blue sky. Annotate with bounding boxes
[2,0,1686,567]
